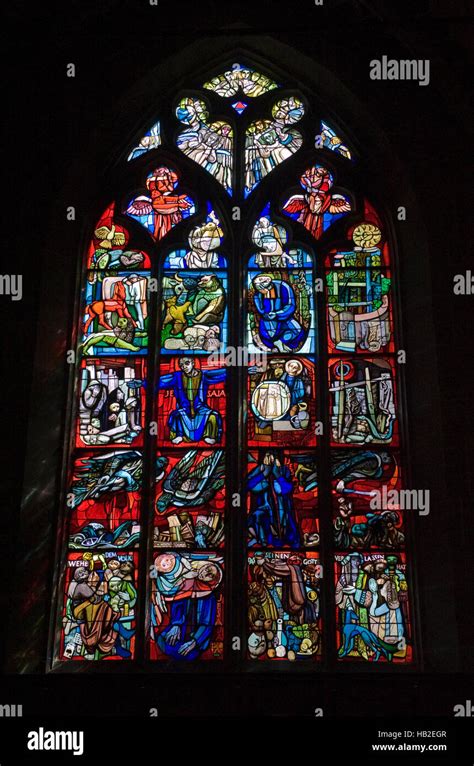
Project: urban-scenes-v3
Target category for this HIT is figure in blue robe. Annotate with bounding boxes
[280,370,305,407]
[156,592,217,660]
[248,452,300,547]
[158,357,226,444]
[152,555,222,660]
[252,274,305,350]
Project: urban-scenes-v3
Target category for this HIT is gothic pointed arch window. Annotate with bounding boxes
[52,60,414,668]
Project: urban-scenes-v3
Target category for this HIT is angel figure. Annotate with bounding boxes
[176,97,233,193]
[283,165,351,239]
[126,166,194,241]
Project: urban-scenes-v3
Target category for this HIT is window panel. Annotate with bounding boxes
[326,268,393,354]
[161,272,228,354]
[163,207,225,270]
[232,101,248,114]
[154,449,226,549]
[248,356,317,448]
[76,357,147,449]
[328,356,398,447]
[154,448,225,544]
[203,65,278,97]
[60,551,139,661]
[67,450,143,551]
[248,551,322,661]
[149,552,225,660]
[87,204,147,270]
[331,449,405,550]
[247,269,315,354]
[126,166,195,241]
[176,97,233,194]
[282,165,352,239]
[244,97,304,197]
[157,358,227,446]
[82,271,150,356]
[127,120,161,161]
[247,449,319,549]
[334,552,412,663]
[316,120,352,160]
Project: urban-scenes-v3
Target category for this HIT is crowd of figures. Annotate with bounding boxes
[63,553,137,660]
[335,553,409,662]
[248,552,321,660]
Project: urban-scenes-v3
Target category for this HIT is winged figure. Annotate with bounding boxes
[283,165,351,239]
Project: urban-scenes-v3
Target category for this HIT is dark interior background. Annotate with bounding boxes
[1,0,472,717]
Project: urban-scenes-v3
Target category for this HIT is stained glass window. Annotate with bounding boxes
[245,97,304,196]
[53,61,414,667]
[317,121,352,160]
[127,121,161,161]
[176,98,233,194]
[203,64,278,97]
[282,165,352,238]
[126,166,195,240]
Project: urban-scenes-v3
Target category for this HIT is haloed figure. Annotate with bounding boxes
[151,552,222,660]
[252,273,304,351]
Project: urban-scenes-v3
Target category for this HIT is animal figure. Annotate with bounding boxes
[71,450,143,508]
[156,450,225,514]
[338,609,399,662]
[203,326,221,351]
[163,297,192,335]
[94,224,126,250]
[182,324,208,350]
[69,520,140,550]
[84,281,135,333]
